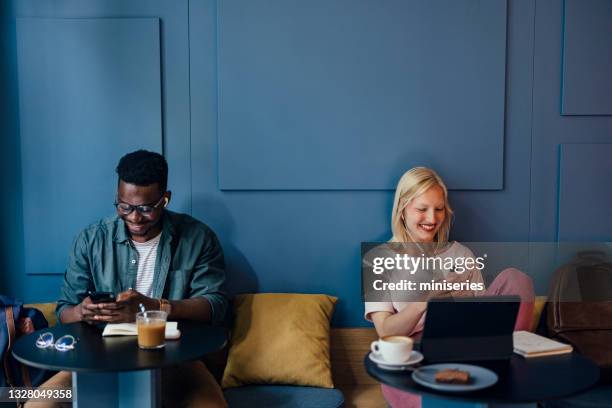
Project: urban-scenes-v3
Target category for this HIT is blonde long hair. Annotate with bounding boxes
[390,167,453,243]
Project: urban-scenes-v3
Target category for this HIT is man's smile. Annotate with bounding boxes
[127,222,149,233]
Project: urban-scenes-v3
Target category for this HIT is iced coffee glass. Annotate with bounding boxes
[136,310,167,349]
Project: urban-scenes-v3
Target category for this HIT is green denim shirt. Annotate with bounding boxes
[56,210,229,324]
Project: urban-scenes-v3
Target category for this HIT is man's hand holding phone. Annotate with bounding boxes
[81,289,158,323]
[77,296,106,324]
[78,291,120,324]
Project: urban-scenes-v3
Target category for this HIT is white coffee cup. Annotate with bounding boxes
[370,335,414,363]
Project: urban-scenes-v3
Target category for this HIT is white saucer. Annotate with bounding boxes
[368,350,424,370]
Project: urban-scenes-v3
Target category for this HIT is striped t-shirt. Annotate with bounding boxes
[132,232,162,297]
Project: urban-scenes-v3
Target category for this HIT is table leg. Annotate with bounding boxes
[72,372,117,408]
[118,369,161,408]
[72,369,161,408]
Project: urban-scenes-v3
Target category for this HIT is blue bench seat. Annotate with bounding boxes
[224,385,345,408]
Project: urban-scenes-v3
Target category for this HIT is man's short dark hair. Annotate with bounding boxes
[116,150,168,191]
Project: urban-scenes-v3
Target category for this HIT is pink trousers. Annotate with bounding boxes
[381,268,535,408]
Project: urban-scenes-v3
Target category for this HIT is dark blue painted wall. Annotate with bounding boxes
[17,17,164,275]
[530,0,612,243]
[216,0,507,190]
[1,0,611,326]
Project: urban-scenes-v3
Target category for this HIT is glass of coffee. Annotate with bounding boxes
[136,310,167,350]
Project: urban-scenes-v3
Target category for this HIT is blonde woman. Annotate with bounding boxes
[364,167,534,408]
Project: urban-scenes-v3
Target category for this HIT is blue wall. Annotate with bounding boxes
[1,0,611,326]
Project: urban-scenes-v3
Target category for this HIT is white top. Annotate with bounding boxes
[132,232,162,297]
[363,241,485,336]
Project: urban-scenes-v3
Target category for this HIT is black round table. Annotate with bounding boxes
[13,321,227,408]
[365,352,600,407]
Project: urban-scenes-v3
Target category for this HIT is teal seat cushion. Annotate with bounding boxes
[224,385,344,408]
[542,385,612,408]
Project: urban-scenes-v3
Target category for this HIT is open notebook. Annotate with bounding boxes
[513,331,573,358]
[102,321,181,340]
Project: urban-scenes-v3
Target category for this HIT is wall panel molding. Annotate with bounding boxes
[218,0,508,190]
[557,144,612,241]
[561,0,612,115]
[17,17,163,274]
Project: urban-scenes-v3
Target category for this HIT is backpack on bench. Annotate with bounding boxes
[0,296,50,388]
[547,251,612,381]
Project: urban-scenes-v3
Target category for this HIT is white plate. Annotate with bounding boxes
[411,363,498,392]
[368,350,424,370]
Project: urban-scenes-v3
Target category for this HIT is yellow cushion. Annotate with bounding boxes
[530,296,547,332]
[222,293,337,389]
[24,303,58,327]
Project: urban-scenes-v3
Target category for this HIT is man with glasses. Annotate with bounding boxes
[27,150,228,408]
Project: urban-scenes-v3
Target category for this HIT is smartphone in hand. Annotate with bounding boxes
[88,291,116,304]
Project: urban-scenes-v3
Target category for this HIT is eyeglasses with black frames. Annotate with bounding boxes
[114,195,166,217]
